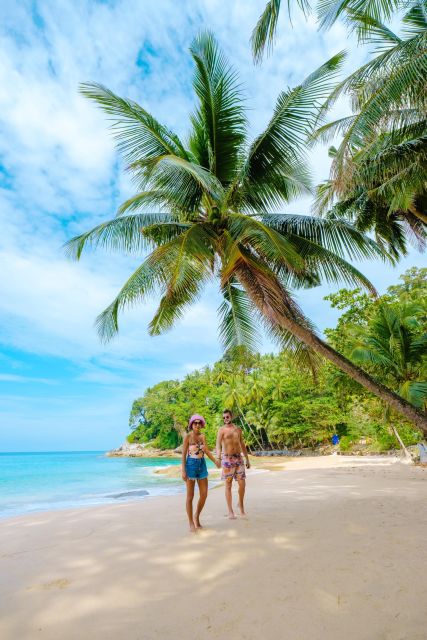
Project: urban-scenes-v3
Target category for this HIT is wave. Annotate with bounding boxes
[107,489,150,499]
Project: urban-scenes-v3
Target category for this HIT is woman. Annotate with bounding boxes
[182,414,220,532]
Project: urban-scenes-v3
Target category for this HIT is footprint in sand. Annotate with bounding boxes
[27,578,71,591]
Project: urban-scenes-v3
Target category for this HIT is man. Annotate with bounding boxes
[216,409,250,519]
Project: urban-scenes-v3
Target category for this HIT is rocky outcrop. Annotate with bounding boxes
[106,441,181,458]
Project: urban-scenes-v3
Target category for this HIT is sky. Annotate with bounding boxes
[0,0,425,452]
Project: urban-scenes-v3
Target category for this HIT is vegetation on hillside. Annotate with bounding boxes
[128,268,426,452]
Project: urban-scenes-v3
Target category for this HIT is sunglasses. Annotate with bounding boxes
[193,420,203,425]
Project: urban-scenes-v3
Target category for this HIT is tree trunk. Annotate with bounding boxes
[234,398,263,450]
[390,424,412,462]
[235,265,427,435]
[408,207,427,225]
[279,315,427,435]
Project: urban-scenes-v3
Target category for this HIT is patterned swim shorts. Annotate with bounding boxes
[221,453,246,481]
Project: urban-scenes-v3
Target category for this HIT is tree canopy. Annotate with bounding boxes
[128,268,426,452]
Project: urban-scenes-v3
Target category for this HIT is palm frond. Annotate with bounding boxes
[228,213,306,273]
[260,213,388,262]
[148,224,216,335]
[402,1,427,39]
[344,9,402,48]
[251,0,312,63]
[117,191,179,216]
[402,380,427,408]
[221,236,306,323]
[310,114,359,146]
[79,82,188,164]
[313,180,335,215]
[141,222,193,246]
[317,0,402,31]
[218,279,261,352]
[189,31,247,184]
[222,244,323,375]
[64,213,176,259]
[251,0,282,64]
[286,234,380,293]
[95,252,172,342]
[131,154,225,213]
[319,29,427,138]
[240,52,345,212]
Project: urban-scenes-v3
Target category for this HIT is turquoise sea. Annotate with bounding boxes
[0,451,186,519]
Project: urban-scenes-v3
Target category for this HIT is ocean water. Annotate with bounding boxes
[0,451,187,519]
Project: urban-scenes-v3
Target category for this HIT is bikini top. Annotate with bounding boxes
[187,440,206,459]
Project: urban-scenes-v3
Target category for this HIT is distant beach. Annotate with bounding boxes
[1,455,426,640]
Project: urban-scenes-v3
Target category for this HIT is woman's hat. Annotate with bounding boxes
[188,414,206,429]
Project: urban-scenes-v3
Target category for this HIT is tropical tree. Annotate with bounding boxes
[313,2,427,255]
[350,303,427,409]
[350,301,427,456]
[251,0,420,62]
[253,1,427,248]
[66,32,427,432]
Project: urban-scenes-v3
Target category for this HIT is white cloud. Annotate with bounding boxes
[0,374,57,384]
[0,1,423,450]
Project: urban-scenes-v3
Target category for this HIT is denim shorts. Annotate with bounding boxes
[186,457,208,480]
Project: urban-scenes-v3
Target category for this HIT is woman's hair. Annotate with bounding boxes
[188,414,206,431]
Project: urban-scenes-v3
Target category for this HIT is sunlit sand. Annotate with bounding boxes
[1,456,426,640]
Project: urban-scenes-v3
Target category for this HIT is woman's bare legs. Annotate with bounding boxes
[186,479,196,532]
[194,478,208,528]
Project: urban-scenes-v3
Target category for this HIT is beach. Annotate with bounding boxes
[1,455,426,640]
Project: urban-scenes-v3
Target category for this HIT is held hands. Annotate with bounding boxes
[215,458,221,469]
[182,470,188,481]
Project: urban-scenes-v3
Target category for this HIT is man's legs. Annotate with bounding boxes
[237,478,246,516]
[194,478,208,528]
[225,478,236,519]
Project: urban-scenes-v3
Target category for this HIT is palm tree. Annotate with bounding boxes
[313,3,427,252]
[253,2,427,248]
[350,302,427,455]
[65,32,427,432]
[251,0,311,63]
[251,0,415,62]
[351,303,427,409]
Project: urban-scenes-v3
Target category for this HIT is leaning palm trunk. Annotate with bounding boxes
[68,33,427,441]
[235,267,427,435]
[277,317,427,434]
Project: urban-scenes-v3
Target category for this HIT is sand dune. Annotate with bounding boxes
[1,455,426,640]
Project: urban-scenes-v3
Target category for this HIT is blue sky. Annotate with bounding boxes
[0,1,425,451]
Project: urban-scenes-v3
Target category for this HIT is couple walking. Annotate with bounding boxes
[181,409,250,532]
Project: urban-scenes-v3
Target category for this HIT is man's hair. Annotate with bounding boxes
[223,409,232,416]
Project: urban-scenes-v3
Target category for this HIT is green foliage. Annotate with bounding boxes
[128,352,348,450]
[313,3,427,255]
[67,30,426,429]
[67,31,383,358]
[325,268,427,400]
[252,1,427,254]
[128,268,426,451]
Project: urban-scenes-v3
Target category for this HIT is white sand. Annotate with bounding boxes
[1,455,426,640]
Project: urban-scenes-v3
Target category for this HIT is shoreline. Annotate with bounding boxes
[2,456,426,640]
[1,453,404,522]
[106,443,410,458]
